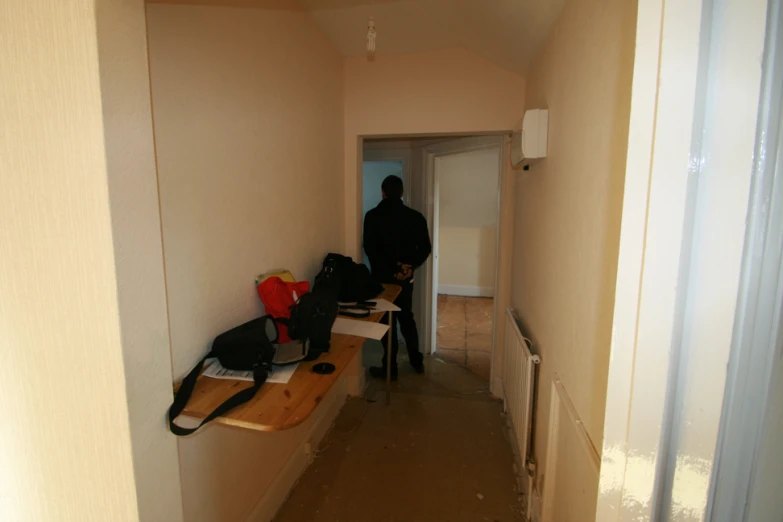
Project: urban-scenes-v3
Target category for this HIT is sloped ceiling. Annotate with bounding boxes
[302,0,564,75]
[146,0,565,75]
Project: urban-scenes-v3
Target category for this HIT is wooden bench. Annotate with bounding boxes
[174,284,400,432]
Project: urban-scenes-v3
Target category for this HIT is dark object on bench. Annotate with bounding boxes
[169,315,278,436]
[312,362,336,375]
[317,253,384,303]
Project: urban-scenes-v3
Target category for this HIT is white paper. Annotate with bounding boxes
[331,317,390,340]
[266,365,298,384]
[337,298,401,313]
[203,359,298,384]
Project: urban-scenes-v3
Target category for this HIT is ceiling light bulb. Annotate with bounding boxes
[367,17,376,53]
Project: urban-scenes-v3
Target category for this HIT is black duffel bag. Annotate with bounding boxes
[168,315,278,436]
[316,253,383,303]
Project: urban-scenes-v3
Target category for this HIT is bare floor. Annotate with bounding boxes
[437,296,494,381]
[274,344,522,522]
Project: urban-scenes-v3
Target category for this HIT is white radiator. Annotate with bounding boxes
[502,307,540,517]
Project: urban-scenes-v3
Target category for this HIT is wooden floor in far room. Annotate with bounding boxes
[436,295,494,381]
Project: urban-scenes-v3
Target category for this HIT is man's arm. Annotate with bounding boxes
[409,213,432,270]
[363,211,381,263]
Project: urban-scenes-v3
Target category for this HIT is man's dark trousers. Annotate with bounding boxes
[381,281,423,370]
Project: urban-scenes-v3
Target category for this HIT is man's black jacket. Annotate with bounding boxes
[363,198,432,283]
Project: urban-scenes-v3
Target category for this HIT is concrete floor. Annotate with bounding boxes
[437,296,495,381]
[274,343,523,522]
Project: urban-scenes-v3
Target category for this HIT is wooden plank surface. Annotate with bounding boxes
[176,284,401,432]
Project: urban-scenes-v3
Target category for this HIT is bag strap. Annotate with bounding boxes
[168,354,269,436]
[338,308,371,318]
[338,302,375,318]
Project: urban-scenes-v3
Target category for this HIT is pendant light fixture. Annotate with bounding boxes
[367,16,377,54]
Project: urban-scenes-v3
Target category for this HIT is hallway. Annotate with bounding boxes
[274,345,522,522]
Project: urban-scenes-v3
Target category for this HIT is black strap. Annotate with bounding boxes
[168,354,269,436]
[338,308,371,318]
[338,302,375,318]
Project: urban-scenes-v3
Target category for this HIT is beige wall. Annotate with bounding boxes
[344,48,526,259]
[436,147,500,294]
[146,4,343,521]
[510,0,637,516]
[438,148,500,228]
[1,1,182,521]
[438,227,497,292]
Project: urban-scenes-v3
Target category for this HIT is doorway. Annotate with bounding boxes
[359,135,505,383]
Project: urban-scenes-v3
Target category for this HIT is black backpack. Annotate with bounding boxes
[287,291,338,355]
[168,315,278,436]
[316,253,383,303]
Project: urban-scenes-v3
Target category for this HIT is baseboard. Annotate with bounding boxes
[491,376,504,400]
[345,373,366,398]
[530,488,542,522]
[243,378,347,522]
[438,285,494,297]
[504,408,535,522]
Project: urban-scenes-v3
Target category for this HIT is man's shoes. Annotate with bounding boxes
[369,366,398,381]
[410,361,425,374]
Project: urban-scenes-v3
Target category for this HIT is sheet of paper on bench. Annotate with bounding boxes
[203,360,298,384]
[337,298,401,313]
[331,317,389,340]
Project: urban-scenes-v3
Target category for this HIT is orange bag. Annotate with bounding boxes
[256,276,310,343]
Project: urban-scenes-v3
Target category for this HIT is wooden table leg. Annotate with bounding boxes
[386,311,393,406]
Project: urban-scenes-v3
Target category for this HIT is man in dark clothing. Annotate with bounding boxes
[363,175,432,379]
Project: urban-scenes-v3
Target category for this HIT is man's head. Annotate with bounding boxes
[381,175,404,200]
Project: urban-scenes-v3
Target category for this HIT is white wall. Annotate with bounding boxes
[98,1,184,519]
[438,148,500,229]
[436,148,499,295]
[147,4,344,521]
[1,1,182,520]
[438,227,497,295]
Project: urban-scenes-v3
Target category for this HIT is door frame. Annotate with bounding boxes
[356,132,512,395]
[707,0,783,518]
[595,0,769,519]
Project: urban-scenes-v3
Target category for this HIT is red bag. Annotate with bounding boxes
[256,276,310,342]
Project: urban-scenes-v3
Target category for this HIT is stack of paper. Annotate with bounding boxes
[203,360,298,384]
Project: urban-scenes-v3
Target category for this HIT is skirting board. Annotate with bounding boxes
[492,376,504,400]
[530,489,543,522]
[438,285,495,297]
